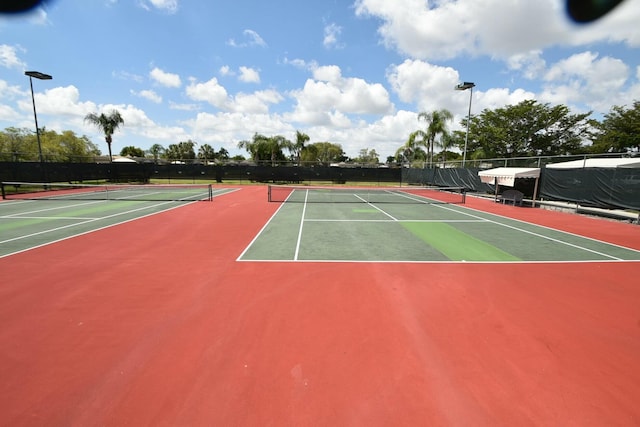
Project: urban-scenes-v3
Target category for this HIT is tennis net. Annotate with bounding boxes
[268,185,466,204]
[1,182,213,201]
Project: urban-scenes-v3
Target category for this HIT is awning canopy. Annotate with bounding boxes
[112,156,137,163]
[478,167,541,187]
[545,158,640,169]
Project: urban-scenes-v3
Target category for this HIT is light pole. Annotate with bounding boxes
[455,81,475,167]
[25,71,52,164]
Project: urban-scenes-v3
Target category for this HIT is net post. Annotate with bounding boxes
[1,182,5,200]
[208,184,213,201]
[268,185,272,202]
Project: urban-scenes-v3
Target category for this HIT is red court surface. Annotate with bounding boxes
[1,186,639,426]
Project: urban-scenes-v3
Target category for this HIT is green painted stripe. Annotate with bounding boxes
[402,222,521,261]
[352,208,379,213]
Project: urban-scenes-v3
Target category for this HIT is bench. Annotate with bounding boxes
[498,189,524,206]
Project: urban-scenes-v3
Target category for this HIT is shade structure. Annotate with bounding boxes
[479,167,541,207]
[478,167,541,187]
[545,158,640,169]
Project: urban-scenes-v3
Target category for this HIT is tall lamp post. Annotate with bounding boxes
[25,71,52,164]
[455,81,475,167]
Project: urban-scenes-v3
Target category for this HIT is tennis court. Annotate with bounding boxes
[1,184,639,426]
[0,183,237,257]
[239,185,640,262]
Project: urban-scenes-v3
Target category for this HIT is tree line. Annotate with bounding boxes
[1,100,638,165]
[397,99,640,167]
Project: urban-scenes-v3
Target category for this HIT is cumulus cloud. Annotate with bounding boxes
[0,44,27,69]
[283,57,317,71]
[186,77,230,109]
[184,111,293,153]
[323,23,344,49]
[233,90,284,114]
[354,0,640,60]
[507,50,547,80]
[0,80,23,101]
[219,65,234,77]
[19,85,96,118]
[541,51,631,111]
[289,65,392,126]
[150,67,181,88]
[238,66,260,83]
[132,89,162,103]
[227,29,267,48]
[386,59,460,109]
[139,0,178,14]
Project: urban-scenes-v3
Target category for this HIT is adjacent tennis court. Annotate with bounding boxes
[239,185,640,262]
[1,184,639,426]
[0,183,237,257]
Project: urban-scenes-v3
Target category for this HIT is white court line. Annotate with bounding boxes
[354,194,398,221]
[0,215,98,220]
[303,219,486,223]
[361,190,629,260]
[238,188,640,263]
[429,201,628,260]
[293,190,310,261]
[0,199,110,217]
[235,189,291,261]
[237,258,638,264]
[0,200,193,248]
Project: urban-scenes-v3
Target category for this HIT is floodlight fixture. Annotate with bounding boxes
[455,81,475,167]
[25,71,52,80]
[455,82,476,91]
[25,70,52,164]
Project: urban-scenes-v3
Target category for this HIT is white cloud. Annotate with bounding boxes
[313,65,342,83]
[132,89,162,103]
[0,104,20,122]
[354,0,640,60]
[323,23,344,49]
[233,89,283,114]
[184,111,293,153]
[169,101,199,111]
[227,29,267,48]
[283,57,315,70]
[19,85,96,118]
[541,51,631,111]
[185,77,230,109]
[0,79,23,100]
[150,67,181,88]
[112,70,144,83]
[0,44,27,69]
[219,65,234,77]
[139,0,178,14]
[507,50,547,80]
[289,65,393,126]
[386,59,460,110]
[238,66,260,83]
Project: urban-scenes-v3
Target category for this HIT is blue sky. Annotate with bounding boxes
[1,0,639,160]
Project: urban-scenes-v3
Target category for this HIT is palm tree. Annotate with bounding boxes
[238,133,293,166]
[396,130,427,165]
[198,144,216,164]
[147,143,165,163]
[84,110,124,162]
[293,130,310,166]
[417,109,453,167]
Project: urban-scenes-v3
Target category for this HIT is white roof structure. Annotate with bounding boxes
[478,167,541,187]
[112,156,137,163]
[546,158,640,169]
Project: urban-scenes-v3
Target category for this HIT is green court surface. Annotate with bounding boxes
[0,188,236,258]
[239,194,640,263]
